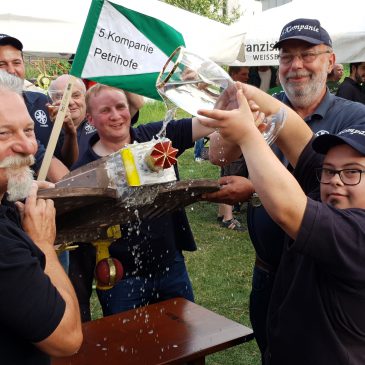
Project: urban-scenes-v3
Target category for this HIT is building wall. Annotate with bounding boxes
[259,0,292,11]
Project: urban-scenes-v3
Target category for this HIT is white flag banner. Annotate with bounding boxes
[1,0,244,69]
[71,0,185,99]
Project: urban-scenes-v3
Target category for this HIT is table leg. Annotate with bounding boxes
[187,357,205,365]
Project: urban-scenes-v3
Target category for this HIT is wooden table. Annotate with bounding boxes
[52,298,253,365]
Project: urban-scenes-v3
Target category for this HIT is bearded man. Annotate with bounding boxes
[337,62,365,103]
[0,70,82,364]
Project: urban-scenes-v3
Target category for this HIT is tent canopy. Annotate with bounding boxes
[232,0,365,66]
[0,0,245,64]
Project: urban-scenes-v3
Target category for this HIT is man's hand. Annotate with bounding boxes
[47,103,77,136]
[15,182,56,250]
[181,67,199,81]
[202,84,268,144]
[214,83,239,111]
[202,176,255,205]
[35,180,56,190]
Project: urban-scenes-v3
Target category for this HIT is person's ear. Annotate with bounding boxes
[327,52,335,74]
[86,113,94,125]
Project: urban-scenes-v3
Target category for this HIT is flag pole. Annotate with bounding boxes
[37,75,76,181]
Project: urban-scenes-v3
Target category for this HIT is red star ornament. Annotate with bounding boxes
[146,140,178,172]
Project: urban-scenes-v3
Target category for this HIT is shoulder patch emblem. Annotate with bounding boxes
[34,110,48,125]
[315,130,329,136]
[85,122,96,134]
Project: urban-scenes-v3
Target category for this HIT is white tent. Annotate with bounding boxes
[232,0,365,66]
[0,0,245,64]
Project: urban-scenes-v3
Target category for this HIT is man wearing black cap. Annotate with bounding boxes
[0,34,22,52]
[199,83,365,365]
[206,18,365,361]
[0,34,75,178]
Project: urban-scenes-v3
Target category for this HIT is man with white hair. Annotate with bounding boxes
[0,70,82,364]
[326,63,344,93]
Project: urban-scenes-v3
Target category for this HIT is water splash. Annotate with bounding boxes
[156,106,177,140]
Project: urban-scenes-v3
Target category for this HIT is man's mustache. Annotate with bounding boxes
[0,155,35,169]
[285,71,311,80]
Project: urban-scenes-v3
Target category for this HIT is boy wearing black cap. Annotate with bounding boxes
[199,83,365,365]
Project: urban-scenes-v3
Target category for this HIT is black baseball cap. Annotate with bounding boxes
[312,127,365,156]
[274,18,332,49]
[0,34,23,50]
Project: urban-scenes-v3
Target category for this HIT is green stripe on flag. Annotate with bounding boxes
[70,0,104,77]
[70,0,186,100]
[87,73,162,100]
[109,2,185,58]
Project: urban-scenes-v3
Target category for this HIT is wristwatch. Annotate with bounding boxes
[249,192,262,207]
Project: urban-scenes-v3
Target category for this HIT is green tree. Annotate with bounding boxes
[163,0,240,25]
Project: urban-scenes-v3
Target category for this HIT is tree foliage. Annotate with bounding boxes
[163,0,240,25]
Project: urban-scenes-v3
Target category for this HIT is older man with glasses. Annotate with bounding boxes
[206,18,365,362]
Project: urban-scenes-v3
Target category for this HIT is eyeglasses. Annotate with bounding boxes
[48,90,84,102]
[315,167,365,186]
[279,50,332,65]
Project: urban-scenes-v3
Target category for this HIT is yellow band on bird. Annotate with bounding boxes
[121,148,141,186]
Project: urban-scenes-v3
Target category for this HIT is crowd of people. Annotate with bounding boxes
[1,15,365,365]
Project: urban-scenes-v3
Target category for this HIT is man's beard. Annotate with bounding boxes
[0,155,35,201]
[281,69,328,109]
[355,71,365,84]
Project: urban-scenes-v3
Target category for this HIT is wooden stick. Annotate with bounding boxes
[37,75,76,181]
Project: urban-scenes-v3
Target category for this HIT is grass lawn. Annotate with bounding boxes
[91,101,261,364]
